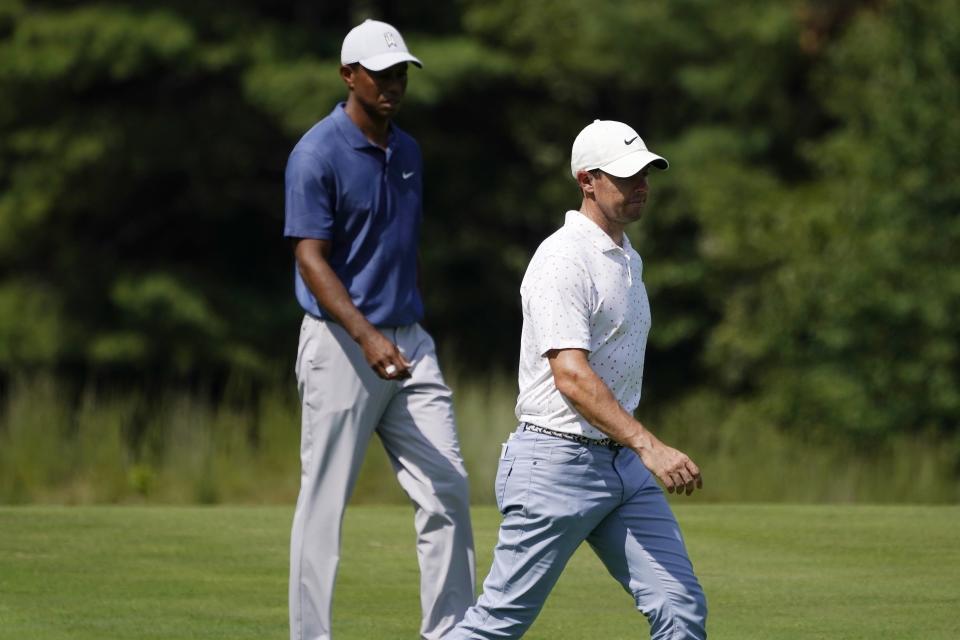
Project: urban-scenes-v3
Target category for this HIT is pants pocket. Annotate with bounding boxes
[495,456,517,513]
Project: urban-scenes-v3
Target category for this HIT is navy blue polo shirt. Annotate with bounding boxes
[284,103,424,327]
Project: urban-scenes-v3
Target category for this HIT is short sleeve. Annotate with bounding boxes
[522,254,593,356]
[283,148,335,240]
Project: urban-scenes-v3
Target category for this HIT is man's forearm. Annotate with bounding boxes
[293,238,412,379]
[297,255,377,343]
[547,348,702,494]
[551,357,656,452]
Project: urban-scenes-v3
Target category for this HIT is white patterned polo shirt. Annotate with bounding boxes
[515,210,652,439]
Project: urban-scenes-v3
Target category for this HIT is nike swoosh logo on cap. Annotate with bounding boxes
[624,136,638,145]
[402,171,415,179]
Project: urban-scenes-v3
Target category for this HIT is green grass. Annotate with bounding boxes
[1,505,958,639]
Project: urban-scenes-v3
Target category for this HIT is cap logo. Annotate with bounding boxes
[624,136,638,145]
[384,31,398,48]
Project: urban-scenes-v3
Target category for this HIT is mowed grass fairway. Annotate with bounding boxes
[1,505,958,639]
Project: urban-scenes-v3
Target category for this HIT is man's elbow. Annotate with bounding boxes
[552,366,586,401]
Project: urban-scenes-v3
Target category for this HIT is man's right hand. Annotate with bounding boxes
[636,438,703,496]
[358,329,413,380]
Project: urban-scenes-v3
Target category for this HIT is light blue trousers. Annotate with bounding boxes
[448,427,707,639]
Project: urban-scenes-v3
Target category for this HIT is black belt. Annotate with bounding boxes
[521,423,622,449]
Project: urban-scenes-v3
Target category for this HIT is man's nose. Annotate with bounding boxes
[382,75,405,92]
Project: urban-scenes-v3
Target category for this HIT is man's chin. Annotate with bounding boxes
[380,102,401,116]
[623,204,645,221]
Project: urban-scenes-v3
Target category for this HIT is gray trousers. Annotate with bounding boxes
[289,315,476,640]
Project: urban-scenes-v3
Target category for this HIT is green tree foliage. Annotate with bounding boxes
[725,0,960,438]
[0,0,296,377]
[0,0,956,445]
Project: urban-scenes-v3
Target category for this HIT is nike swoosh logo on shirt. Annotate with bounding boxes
[624,136,638,145]
[402,171,415,179]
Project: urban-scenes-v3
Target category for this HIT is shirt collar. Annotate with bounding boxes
[331,102,397,151]
[564,210,631,254]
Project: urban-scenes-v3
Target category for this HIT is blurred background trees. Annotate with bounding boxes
[1,0,958,501]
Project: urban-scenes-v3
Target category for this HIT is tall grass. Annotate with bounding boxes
[0,375,301,505]
[0,373,957,505]
[650,390,960,503]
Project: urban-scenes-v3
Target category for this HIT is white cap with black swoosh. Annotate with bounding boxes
[570,119,668,179]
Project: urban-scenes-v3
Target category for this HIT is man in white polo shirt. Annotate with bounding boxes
[447,120,707,639]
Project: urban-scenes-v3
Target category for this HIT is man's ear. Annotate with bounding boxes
[340,64,355,89]
[576,170,596,196]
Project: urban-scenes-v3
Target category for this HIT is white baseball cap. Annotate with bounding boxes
[570,120,668,179]
[341,19,422,71]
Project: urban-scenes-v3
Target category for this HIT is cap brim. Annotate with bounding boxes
[600,150,669,177]
[359,52,423,71]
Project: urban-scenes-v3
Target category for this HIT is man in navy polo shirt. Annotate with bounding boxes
[283,19,475,640]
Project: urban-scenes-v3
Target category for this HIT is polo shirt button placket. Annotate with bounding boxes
[380,147,390,213]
